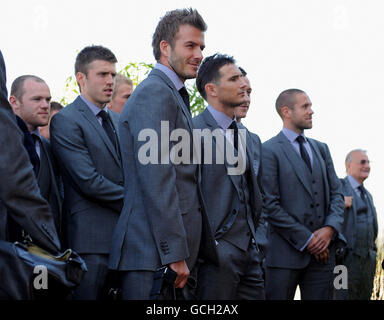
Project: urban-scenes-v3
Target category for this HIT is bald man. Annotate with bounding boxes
[336,149,378,300]
[262,88,345,300]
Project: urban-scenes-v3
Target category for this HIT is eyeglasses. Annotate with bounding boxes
[360,159,370,165]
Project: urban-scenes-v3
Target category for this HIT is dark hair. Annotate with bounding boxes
[238,67,247,76]
[75,45,117,75]
[275,88,306,117]
[11,75,46,100]
[50,101,64,112]
[196,53,236,100]
[152,8,207,61]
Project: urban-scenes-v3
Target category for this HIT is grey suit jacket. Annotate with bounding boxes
[192,109,264,245]
[50,96,124,254]
[262,131,345,268]
[0,50,60,253]
[109,68,218,271]
[339,177,378,251]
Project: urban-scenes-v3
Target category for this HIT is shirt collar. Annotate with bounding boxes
[31,127,41,139]
[80,95,108,117]
[347,175,362,189]
[155,62,184,91]
[207,105,236,130]
[282,127,308,143]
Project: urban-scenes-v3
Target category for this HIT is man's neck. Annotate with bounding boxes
[283,123,304,135]
[209,102,235,120]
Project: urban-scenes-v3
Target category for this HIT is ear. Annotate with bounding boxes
[345,162,351,174]
[205,83,217,99]
[76,72,85,90]
[159,40,171,60]
[9,95,20,113]
[281,105,291,119]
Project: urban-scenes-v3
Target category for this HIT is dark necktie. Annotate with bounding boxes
[98,110,117,149]
[178,87,190,110]
[228,121,239,151]
[296,135,312,172]
[358,185,367,202]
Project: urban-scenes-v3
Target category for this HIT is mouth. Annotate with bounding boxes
[104,88,113,96]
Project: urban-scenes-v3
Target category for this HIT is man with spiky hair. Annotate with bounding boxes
[50,45,124,300]
[109,8,218,300]
[193,54,265,299]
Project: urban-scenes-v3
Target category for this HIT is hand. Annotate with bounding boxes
[307,226,335,255]
[314,248,330,263]
[169,260,190,289]
[344,196,353,209]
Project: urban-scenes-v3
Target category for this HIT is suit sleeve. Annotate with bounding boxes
[0,50,60,252]
[321,143,344,235]
[262,143,313,251]
[50,111,124,212]
[0,108,60,252]
[121,82,189,265]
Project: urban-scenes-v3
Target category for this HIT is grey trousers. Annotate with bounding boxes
[265,252,335,300]
[196,239,265,300]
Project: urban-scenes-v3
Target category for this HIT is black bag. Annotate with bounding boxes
[0,240,87,300]
[150,266,177,300]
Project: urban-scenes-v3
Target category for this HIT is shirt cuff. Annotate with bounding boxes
[300,233,314,251]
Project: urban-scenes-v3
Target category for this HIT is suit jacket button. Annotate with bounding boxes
[316,203,320,207]
[310,204,314,208]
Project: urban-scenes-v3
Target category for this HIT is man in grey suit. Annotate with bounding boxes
[336,149,378,300]
[235,66,268,272]
[109,8,218,299]
[50,45,124,299]
[262,88,345,300]
[8,75,63,242]
[193,54,265,299]
[0,50,60,298]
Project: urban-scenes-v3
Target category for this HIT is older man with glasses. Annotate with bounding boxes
[335,149,378,300]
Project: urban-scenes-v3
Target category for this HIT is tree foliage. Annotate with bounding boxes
[60,62,206,115]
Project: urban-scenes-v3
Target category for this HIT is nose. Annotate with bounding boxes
[42,100,50,109]
[240,76,247,89]
[194,47,203,62]
[107,73,114,84]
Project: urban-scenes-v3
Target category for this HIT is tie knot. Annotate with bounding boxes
[178,87,188,96]
[31,133,40,143]
[229,120,238,131]
[296,135,306,144]
[358,185,366,193]
[98,109,109,121]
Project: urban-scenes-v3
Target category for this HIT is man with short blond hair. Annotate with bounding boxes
[107,74,133,114]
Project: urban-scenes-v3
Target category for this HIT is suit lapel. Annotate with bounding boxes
[278,132,313,198]
[201,109,239,189]
[74,97,121,166]
[151,69,194,131]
